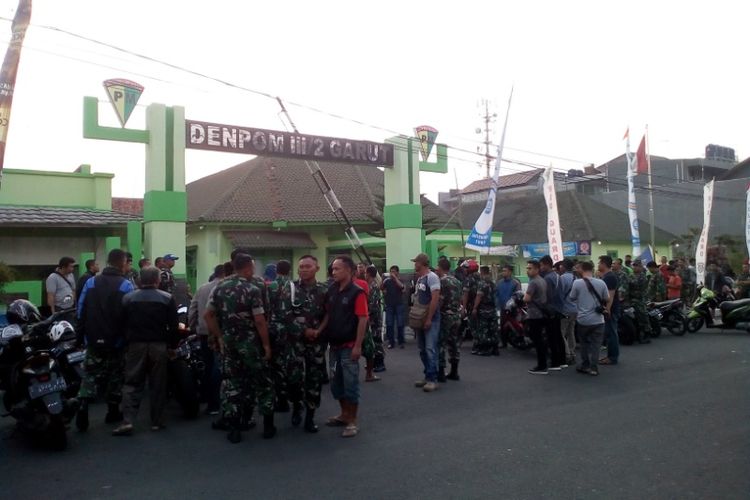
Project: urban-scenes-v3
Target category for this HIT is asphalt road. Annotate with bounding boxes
[2,328,749,500]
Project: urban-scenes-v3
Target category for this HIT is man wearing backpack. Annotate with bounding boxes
[568,261,609,376]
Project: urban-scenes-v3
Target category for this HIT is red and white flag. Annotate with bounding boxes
[633,134,648,175]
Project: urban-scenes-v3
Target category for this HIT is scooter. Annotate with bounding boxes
[686,287,736,332]
[0,311,81,450]
[501,291,533,351]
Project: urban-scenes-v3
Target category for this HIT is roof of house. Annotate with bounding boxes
[111,197,144,216]
[719,156,750,181]
[460,190,678,245]
[224,230,317,249]
[0,206,138,227]
[460,169,543,195]
[186,156,452,226]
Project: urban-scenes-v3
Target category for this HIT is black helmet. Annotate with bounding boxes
[6,299,42,325]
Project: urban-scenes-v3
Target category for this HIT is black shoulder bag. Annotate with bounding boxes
[583,278,609,316]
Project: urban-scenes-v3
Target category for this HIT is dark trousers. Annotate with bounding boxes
[546,314,566,367]
[527,318,548,369]
[122,342,168,427]
[199,336,221,411]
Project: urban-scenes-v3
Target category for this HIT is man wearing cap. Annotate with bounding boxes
[159,254,178,295]
[625,259,652,345]
[411,253,442,392]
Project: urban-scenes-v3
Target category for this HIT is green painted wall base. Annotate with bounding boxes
[105,237,121,257]
[3,280,42,306]
[127,221,143,260]
[145,221,186,275]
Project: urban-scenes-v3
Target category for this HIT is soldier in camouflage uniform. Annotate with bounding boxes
[625,260,652,344]
[158,254,178,294]
[646,261,667,302]
[461,259,480,342]
[204,253,275,444]
[471,265,499,356]
[286,254,328,433]
[436,258,462,381]
[365,265,386,374]
[612,258,629,302]
[267,260,295,413]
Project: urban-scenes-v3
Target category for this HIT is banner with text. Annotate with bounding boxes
[695,179,715,285]
[542,166,564,262]
[522,241,591,259]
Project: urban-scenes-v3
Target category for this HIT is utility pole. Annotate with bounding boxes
[476,99,497,178]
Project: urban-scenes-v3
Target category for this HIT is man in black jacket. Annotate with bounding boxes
[75,249,134,431]
[113,267,179,436]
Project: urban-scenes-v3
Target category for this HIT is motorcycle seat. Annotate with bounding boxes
[719,299,750,312]
[650,299,681,308]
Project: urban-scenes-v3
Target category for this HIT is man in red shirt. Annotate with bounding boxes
[667,266,683,300]
[308,255,368,438]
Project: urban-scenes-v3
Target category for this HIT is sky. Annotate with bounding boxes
[0,0,748,202]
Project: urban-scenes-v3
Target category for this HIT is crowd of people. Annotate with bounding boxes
[39,246,744,444]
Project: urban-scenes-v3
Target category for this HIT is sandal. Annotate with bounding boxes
[112,423,134,436]
[341,424,358,438]
[599,358,615,365]
[325,416,347,427]
[365,375,381,382]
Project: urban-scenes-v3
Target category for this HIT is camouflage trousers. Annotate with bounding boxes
[286,339,326,411]
[439,313,462,369]
[363,321,385,367]
[269,323,291,404]
[472,312,499,354]
[632,301,652,339]
[77,345,125,405]
[221,336,274,421]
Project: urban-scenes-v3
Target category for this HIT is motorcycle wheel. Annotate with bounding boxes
[48,415,67,451]
[172,361,199,419]
[649,317,662,338]
[667,313,688,336]
[618,315,636,345]
[686,317,704,333]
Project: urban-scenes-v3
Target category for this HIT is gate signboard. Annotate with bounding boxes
[185,119,394,167]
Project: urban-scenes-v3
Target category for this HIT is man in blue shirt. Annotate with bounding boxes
[381,265,406,349]
[495,265,521,348]
[558,259,577,365]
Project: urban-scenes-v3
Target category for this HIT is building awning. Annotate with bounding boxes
[223,230,317,250]
[0,206,138,227]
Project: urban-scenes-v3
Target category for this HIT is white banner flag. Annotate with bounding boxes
[624,130,642,256]
[695,179,715,286]
[746,185,750,260]
[542,166,563,262]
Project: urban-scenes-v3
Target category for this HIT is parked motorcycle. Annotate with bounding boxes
[647,299,687,337]
[686,287,736,333]
[168,305,203,418]
[0,301,80,450]
[501,291,533,351]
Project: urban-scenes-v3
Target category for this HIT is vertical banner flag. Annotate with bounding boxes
[624,128,642,256]
[695,179,715,285]
[745,184,750,259]
[466,87,513,254]
[634,134,648,174]
[414,125,438,162]
[0,0,32,187]
[542,166,564,262]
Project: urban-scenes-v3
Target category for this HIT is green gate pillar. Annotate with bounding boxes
[83,96,187,284]
[143,104,187,278]
[384,137,423,271]
[383,136,448,271]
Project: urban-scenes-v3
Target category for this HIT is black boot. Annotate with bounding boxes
[76,399,90,431]
[437,367,448,383]
[291,402,303,427]
[262,414,277,439]
[240,408,257,431]
[105,403,123,424]
[447,361,460,381]
[304,409,319,433]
